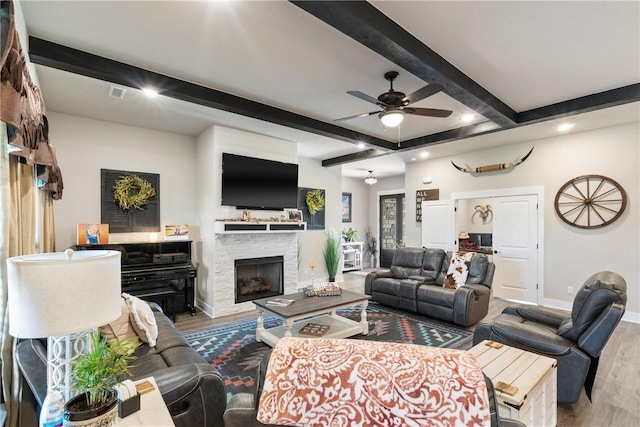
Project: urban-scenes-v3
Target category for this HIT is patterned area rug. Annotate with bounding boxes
[184,302,473,396]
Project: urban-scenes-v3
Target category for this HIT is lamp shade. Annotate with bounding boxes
[7,249,122,338]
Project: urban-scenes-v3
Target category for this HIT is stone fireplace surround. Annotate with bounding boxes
[213,232,298,317]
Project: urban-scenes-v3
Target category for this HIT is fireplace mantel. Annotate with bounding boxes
[214,221,306,234]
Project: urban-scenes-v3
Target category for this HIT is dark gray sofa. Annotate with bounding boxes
[16,303,227,427]
[365,247,495,326]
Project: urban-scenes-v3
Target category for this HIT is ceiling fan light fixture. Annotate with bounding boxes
[379,109,404,127]
[364,170,377,185]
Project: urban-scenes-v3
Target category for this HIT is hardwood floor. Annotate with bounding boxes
[174,272,640,427]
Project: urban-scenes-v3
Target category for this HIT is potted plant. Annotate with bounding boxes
[323,229,341,282]
[64,331,139,426]
[342,227,358,242]
[364,227,378,268]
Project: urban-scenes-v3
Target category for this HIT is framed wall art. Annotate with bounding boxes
[342,192,352,222]
[415,189,440,222]
[101,169,160,233]
[298,187,325,230]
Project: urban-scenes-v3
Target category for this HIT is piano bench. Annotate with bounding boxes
[129,286,177,321]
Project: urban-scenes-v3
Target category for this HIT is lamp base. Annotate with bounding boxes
[47,330,94,401]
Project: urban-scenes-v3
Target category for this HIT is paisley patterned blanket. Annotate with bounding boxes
[257,337,490,427]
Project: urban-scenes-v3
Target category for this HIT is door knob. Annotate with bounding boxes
[493,250,499,254]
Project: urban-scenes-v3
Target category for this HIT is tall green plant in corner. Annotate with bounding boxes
[323,229,341,282]
[364,227,378,267]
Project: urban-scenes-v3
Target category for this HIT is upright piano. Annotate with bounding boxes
[71,241,197,319]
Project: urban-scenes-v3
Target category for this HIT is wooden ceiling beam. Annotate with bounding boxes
[291,1,518,127]
[28,36,399,152]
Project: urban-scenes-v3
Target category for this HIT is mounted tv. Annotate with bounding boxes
[222,153,299,211]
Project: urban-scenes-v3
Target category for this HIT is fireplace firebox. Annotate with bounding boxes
[235,256,284,303]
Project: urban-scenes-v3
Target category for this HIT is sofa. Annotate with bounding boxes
[16,303,227,427]
[365,247,495,326]
[224,339,525,427]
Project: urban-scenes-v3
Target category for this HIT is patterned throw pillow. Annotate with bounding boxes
[257,337,491,427]
[122,293,159,347]
[443,251,474,289]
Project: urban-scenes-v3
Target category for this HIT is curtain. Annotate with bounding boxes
[1,121,40,427]
[1,1,58,423]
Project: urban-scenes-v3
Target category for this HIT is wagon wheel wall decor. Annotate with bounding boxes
[554,174,627,229]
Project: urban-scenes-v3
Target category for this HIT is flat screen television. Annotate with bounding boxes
[222,153,299,210]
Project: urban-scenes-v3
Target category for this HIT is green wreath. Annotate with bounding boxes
[305,189,325,215]
[113,175,156,210]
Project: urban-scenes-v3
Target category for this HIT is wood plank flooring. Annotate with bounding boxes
[174,272,640,427]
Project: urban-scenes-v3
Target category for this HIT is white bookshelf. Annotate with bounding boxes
[342,241,363,272]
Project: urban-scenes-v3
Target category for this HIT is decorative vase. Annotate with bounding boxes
[64,392,118,427]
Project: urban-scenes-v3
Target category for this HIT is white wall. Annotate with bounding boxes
[404,122,639,319]
[297,160,343,283]
[49,112,198,249]
[341,176,371,244]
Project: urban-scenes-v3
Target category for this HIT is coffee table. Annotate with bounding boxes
[252,289,371,347]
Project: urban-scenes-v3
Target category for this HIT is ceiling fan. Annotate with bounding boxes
[335,71,453,127]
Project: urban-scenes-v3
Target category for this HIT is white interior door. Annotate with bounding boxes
[492,195,538,303]
[421,200,456,251]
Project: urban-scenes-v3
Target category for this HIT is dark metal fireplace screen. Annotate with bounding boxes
[234,256,284,303]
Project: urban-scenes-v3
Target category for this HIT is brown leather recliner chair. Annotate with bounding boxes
[473,271,627,403]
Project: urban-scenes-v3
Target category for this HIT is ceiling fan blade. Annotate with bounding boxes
[403,107,453,118]
[403,83,444,105]
[347,91,384,106]
[334,111,381,122]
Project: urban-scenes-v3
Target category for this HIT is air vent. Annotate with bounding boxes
[108,86,126,99]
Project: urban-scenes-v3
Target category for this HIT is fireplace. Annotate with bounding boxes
[235,256,284,303]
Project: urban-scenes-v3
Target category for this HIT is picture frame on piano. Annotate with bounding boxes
[165,224,189,241]
[77,223,109,245]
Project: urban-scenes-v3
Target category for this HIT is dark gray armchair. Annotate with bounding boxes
[473,271,627,403]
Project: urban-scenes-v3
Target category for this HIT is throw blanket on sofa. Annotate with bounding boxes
[257,337,490,427]
[443,251,475,289]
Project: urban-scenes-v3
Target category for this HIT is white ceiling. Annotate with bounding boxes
[19,1,640,180]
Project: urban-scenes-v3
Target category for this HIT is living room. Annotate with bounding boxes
[2,1,639,426]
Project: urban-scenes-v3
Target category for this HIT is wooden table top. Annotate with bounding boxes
[252,289,370,318]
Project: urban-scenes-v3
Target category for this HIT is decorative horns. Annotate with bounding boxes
[452,147,534,174]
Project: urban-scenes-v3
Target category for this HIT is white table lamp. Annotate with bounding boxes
[7,248,122,400]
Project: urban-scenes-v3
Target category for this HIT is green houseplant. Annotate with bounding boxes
[64,331,139,426]
[323,229,341,282]
[342,227,358,242]
[364,227,378,267]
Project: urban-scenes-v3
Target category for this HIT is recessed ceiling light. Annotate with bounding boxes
[461,114,475,123]
[142,88,159,98]
[357,143,365,149]
[420,152,429,158]
[557,123,575,132]
[411,157,417,161]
